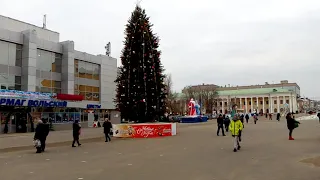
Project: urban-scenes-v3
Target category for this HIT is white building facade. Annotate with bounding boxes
[182,81,300,115]
[0,15,117,110]
[0,15,120,134]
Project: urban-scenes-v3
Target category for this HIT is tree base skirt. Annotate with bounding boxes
[180,116,208,123]
[112,123,176,138]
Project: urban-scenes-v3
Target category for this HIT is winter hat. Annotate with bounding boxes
[232,115,238,121]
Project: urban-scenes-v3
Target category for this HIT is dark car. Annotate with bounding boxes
[170,115,181,123]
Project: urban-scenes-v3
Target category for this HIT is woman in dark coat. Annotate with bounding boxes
[276,113,281,121]
[72,121,81,147]
[286,113,299,140]
[103,119,112,142]
[34,119,46,153]
[245,114,249,123]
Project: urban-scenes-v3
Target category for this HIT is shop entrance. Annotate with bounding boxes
[0,106,31,134]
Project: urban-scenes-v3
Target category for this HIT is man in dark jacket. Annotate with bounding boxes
[34,119,46,153]
[286,113,300,140]
[240,114,245,127]
[276,113,281,121]
[72,121,81,147]
[103,119,112,142]
[41,119,50,152]
[217,114,225,136]
[224,115,230,132]
[245,114,249,123]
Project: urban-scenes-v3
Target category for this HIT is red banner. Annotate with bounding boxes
[132,124,172,138]
[113,123,173,138]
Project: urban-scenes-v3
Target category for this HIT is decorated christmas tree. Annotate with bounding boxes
[115,5,167,123]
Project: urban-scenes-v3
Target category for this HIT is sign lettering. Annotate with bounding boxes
[0,98,68,107]
[87,104,101,109]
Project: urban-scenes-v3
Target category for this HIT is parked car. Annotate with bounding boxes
[169,115,181,123]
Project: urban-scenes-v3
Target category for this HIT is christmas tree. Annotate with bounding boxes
[115,5,167,123]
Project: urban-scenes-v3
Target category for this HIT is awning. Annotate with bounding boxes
[56,94,84,101]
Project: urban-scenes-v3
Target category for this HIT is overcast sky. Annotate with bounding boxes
[1,0,320,98]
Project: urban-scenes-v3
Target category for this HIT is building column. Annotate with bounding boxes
[277,96,280,113]
[289,95,293,113]
[256,97,259,113]
[226,97,229,112]
[262,97,265,114]
[245,97,248,113]
[61,41,75,94]
[239,98,242,110]
[250,97,253,112]
[21,30,38,92]
[283,96,286,105]
[292,95,297,112]
[222,99,225,114]
[270,96,273,113]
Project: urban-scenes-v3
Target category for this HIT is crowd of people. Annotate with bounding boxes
[32,111,312,154]
[33,118,113,153]
[216,112,303,152]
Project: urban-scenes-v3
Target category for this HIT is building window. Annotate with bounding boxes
[76,85,99,101]
[0,41,21,66]
[220,102,222,106]
[274,100,277,104]
[16,45,22,66]
[74,60,100,101]
[260,101,263,105]
[280,100,283,104]
[286,100,289,104]
[243,102,246,105]
[0,74,21,91]
[52,53,62,73]
[93,64,99,80]
[249,102,251,105]
[75,59,100,80]
[37,49,62,73]
[74,60,79,77]
[266,101,269,104]
[37,79,61,94]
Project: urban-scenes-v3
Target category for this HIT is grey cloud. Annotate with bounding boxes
[1,0,320,98]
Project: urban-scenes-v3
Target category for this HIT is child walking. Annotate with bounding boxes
[229,115,244,152]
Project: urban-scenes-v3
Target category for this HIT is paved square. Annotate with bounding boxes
[0,119,320,180]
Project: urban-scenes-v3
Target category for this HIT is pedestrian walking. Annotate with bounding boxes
[240,114,245,128]
[269,113,273,120]
[286,113,300,140]
[276,113,281,121]
[41,119,50,152]
[72,120,82,147]
[103,118,112,142]
[253,114,258,124]
[245,114,249,123]
[216,114,226,136]
[317,112,320,123]
[34,119,46,153]
[224,115,230,132]
[229,114,244,152]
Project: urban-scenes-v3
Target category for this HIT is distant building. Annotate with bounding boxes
[180,80,300,114]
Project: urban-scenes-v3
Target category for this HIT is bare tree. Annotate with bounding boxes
[164,74,179,113]
[183,85,197,100]
[182,85,218,114]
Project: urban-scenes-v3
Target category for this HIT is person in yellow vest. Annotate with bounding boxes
[229,114,244,152]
